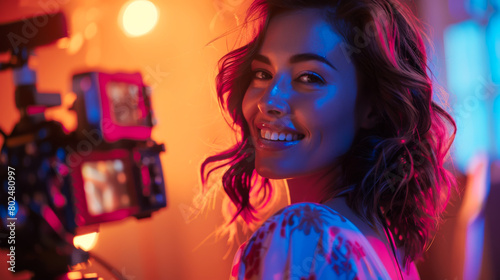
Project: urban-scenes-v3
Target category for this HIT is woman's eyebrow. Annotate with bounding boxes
[253,54,271,65]
[253,53,337,70]
[290,53,337,70]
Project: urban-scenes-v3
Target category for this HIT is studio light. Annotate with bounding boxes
[120,0,158,37]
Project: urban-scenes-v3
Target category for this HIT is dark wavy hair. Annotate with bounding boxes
[200,0,456,268]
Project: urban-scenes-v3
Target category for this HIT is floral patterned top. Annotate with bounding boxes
[230,202,416,280]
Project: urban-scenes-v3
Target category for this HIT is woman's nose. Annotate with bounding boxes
[257,78,291,117]
[257,98,288,117]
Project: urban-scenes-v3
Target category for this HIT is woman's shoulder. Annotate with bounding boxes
[259,202,355,237]
[272,201,346,219]
[231,202,392,280]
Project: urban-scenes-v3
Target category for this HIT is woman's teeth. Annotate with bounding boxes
[260,129,303,142]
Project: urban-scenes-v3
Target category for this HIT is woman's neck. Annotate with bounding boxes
[285,164,341,204]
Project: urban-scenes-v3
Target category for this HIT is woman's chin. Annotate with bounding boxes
[255,165,291,180]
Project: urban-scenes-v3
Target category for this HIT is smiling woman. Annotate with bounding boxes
[242,9,360,183]
[200,0,457,279]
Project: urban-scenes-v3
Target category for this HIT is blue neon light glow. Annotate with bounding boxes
[466,0,488,17]
[486,14,500,84]
[444,20,490,171]
[486,13,500,158]
[494,94,500,157]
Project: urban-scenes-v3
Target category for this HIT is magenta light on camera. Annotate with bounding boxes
[72,72,154,142]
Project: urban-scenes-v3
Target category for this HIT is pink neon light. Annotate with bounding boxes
[42,205,63,232]
[51,184,66,208]
[57,163,70,176]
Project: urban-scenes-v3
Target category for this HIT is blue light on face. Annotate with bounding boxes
[444,20,490,171]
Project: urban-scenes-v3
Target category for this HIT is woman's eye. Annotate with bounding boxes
[252,70,272,80]
[296,73,326,85]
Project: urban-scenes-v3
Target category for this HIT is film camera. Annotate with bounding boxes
[0,12,167,279]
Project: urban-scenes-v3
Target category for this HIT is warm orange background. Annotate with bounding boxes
[0,0,262,279]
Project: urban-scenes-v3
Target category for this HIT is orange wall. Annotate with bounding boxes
[0,0,254,279]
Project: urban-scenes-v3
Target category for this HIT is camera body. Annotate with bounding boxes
[0,12,167,279]
[0,69,167,278]
[69,71,167,227]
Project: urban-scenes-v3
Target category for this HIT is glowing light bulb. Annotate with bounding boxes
[73,232,99,251]
[66,272,83,279]
[120,0,159,37]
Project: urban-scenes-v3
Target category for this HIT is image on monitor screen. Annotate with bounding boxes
[81,159,131,216]
[107,81,144,126]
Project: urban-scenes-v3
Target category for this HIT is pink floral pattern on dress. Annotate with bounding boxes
[230,203,394,280]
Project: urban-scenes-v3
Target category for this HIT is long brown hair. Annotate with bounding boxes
[200,0,456,268]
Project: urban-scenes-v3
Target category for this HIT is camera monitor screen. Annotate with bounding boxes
[81,159,131,215]
[72,149,139,226]
[72,72,154,142]
[107,82,146,127]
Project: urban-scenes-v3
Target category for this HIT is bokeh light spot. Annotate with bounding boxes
[67,33,84,55]
[84,22,98,40]
[73,232,99,251]
[57,37,70,49]
[120,0,159,37]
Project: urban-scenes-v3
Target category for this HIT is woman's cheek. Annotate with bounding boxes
[242,89,258,122]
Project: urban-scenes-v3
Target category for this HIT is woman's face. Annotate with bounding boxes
[242,8,362,179]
